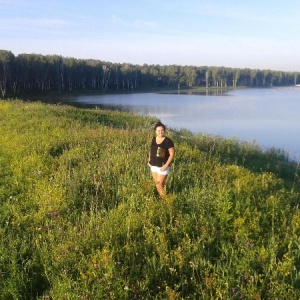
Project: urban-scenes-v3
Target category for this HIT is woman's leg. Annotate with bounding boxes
[152,172,167,197]
[151,172,159,194]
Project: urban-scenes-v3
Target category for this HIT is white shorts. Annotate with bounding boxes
[150,165,171,175]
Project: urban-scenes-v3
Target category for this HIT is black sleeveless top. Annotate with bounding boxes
[149,137,174,167]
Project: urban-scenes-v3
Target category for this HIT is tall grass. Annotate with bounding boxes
[0,99,299,299]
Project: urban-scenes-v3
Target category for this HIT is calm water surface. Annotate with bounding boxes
[70,87,300,161]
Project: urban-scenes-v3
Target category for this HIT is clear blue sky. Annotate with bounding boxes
[1,0,299,71]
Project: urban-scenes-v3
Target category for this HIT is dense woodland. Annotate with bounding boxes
[0,49,299,98]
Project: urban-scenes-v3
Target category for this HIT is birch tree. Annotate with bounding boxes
[0,50,14,98]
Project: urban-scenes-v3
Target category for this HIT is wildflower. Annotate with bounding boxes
[49,210,60,219]
[189,261,196,268]
[124,286,129,291]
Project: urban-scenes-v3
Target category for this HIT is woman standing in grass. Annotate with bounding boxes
[148,121,175,197]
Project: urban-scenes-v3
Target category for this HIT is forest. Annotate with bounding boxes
[0,49,299,98]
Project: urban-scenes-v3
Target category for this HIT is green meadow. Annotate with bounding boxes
[0,99,300,299]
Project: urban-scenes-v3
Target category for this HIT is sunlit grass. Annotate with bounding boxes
[0,99,299,299]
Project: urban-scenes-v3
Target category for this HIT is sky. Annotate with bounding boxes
[1,0,300,72]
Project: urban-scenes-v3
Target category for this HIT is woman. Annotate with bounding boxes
[148,121,175,197]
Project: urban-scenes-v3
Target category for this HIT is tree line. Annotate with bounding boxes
[0,49,299,98]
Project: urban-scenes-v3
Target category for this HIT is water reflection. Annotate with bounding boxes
[160,88,228,96]
[68,88,300,161]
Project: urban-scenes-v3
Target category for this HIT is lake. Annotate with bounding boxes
[67,87,300,162]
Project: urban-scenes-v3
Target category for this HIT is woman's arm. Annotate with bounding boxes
[161,147,175,171]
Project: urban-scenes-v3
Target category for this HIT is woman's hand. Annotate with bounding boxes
[160,164,167,172]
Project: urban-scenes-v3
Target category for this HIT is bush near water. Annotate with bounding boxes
[0,99,300,299]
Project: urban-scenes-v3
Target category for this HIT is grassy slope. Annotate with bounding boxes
[0,99,300,299]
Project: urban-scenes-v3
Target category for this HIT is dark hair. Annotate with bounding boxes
[154,121,166,131]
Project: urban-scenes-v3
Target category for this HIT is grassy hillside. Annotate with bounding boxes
[0,99,299,299]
